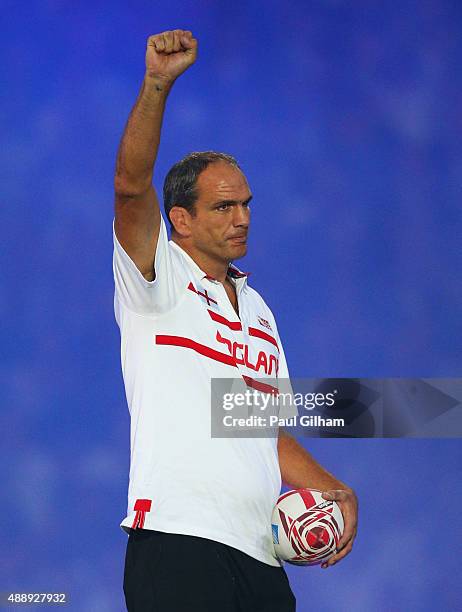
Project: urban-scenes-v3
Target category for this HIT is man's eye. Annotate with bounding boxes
[217,204,229,211]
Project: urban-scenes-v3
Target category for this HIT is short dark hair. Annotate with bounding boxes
[163,151,241,230]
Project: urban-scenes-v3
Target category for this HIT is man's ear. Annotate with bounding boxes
[169,206,193,238]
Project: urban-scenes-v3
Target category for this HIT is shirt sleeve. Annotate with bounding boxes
[113,215,181,316]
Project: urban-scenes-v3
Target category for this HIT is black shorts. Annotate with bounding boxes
[123,529,296,611]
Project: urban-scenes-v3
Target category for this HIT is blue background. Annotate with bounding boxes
[1,1,461,610]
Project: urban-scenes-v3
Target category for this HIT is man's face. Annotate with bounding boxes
[188,161,252,263]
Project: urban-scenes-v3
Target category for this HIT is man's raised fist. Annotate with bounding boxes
[146,30,197,82]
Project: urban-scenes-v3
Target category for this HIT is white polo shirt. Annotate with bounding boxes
[113,215,292,566]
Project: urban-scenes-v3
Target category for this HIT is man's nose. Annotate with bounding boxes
[233,203,250,227]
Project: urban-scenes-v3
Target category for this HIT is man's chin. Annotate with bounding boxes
[227,243,247,260]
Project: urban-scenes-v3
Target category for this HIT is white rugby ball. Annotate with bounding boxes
[271,488,344,565]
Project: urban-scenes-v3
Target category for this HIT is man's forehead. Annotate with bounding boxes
[197,163,250,200]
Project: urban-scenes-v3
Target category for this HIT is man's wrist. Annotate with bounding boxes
[330,483,353,493]
[144,71,175,93]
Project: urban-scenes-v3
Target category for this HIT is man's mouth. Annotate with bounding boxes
[227,234,247,243]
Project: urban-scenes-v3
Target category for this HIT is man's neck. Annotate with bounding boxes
[172,237,230,283]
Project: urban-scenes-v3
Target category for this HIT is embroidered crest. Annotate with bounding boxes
[258,316,272,331]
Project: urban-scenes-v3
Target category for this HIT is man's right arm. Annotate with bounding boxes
[114,30,197,281]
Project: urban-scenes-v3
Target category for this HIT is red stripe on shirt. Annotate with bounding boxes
[155,335,237,368]
[242,375,279,396]
[248,327,279,350]
[131,499,152,529]
[207,309,242,331]
[156,337,278,395]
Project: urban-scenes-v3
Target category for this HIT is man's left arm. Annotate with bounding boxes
[277,429,358,568]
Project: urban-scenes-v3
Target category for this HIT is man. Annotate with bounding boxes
[113,29,358,611]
